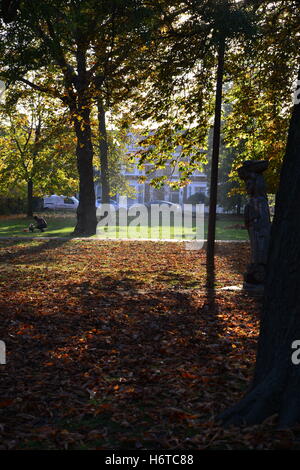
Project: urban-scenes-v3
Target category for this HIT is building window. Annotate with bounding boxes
[170,189,179,203]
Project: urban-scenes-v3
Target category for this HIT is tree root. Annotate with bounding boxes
[219,364,300,428]
[219,373,281,427]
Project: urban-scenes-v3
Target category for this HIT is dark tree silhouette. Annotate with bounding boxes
[206,36,225,272]
[221,70,300,428]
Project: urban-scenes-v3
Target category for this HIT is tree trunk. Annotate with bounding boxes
[27,178,33,217]
[70,45,97,236]
[144,183,150,203]
[97,100,110,204]
[206,36,225,272]
[27,116,41,219]
[220,70,300,428]
[236,196,241,216]
[72,107,97,236]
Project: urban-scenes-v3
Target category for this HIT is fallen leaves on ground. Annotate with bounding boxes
[0,239,297,450]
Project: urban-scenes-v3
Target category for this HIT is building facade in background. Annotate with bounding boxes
[94,133,208,204]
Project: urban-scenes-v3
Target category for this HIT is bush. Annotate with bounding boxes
[32,197,44,211]
[0,197,27,215]
[186,192,208,204]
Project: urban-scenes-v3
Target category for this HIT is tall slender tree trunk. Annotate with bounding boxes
[206,37,225,272]
[220,69,300,428]
[236,195,241,216]
[27,116,41,218]
[27,178,33,217]
[144,184,150,203]
[97,100,110,204]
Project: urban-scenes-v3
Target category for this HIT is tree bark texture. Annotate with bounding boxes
[72,105,97,236]
[220,69,300,428]
[27,178,33,217]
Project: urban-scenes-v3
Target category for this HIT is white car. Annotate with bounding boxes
[43,195,79,211]
[95,197,119,209]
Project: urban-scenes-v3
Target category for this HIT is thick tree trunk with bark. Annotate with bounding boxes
[73,107,97,236]
[206,36,225,271]
[97,101,110,204]
[71,45,97,237]
[220,71,300,428]
[27,178,33,217]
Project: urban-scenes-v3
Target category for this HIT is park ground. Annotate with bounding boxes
[0,212,248,240]
[0,237,299,450]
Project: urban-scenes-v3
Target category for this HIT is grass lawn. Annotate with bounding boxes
[0,212,76,238]
[0,238,295,450]
[0,212,249,240]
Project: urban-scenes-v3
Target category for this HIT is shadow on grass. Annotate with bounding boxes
[205,261,217,315]
[0,238,71,264]
[0,242,261,449]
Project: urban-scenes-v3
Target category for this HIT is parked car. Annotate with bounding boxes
[95,198,119,209]
[125,200,180,210]
[125,200,182,223]
[146,200,181,211]
[42,195,79,211]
